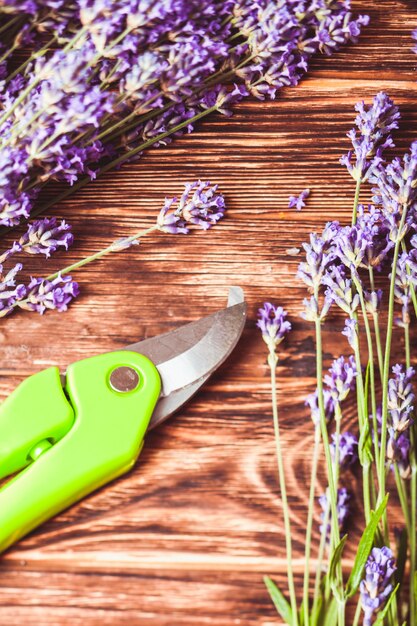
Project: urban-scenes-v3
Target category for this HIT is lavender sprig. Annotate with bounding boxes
[0,180,225,317]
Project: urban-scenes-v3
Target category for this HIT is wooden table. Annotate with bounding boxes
[0,1,416,623]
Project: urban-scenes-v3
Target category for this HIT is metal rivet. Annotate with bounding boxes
[109,366,140,393]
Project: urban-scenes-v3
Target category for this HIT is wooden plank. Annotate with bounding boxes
[0,1,416,623]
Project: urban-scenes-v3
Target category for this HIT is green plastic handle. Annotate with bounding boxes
[0,350,161,553]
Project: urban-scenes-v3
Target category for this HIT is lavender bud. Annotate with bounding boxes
[257,303,291,353]
[322,266,360,316]
[305,389,335,426]
[20,274,79,315]
[319,488,350,542]
[341,92,400,183]
[330,431,358,470]
[19,218,74,258]
[387,364,415,433]
[360,547,396,626]
[0,262,26,317]
[157,181,225,233]
[324,355,357,403]
[342,318,358,349]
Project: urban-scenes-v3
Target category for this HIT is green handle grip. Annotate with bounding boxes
[0,350,161,553]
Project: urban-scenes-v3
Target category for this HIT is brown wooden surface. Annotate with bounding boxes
[1,2,417,624]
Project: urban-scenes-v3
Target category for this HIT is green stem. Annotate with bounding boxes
[394,466,411,533]
[314,312,343,620]
[378,207,408,508]
[47,225,158,281]
[368,266,384,381]
[269,351,299,626]
[354,278,380,488]
[351,178,362,225]
[302,425,321,626]
[5,34,58,84]
[312,495,330,616]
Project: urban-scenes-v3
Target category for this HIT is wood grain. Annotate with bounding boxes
[1,1,417,624]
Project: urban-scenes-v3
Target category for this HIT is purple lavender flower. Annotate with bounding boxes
[371,141,417,239]
[360,547,396,626]
[257,303,291,350]
[341,92,400,183]
[388,364,415,433]
[20,274,79,314]
[387,431,411,479]
[322,266,360,316]
[157,181,225,233]
[305,388,335,425]
[330,431,358,470]
[342,318,358,349]
[364,289,383,315]
[355,205,393,270]
[300,293,333,323]
[18,218,74,258]
[319,487,350,540]
[324,355,357,403]
[297,222,339,290]
[333,223,373,273]
[0,263,26,317]
[288,188,310,211]
[394,250,417,327]
[234,1,368,100]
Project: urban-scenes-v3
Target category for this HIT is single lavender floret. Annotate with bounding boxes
[257,303,291,351]
[20,274,79,314]
[330,431,358,470]
[319,487,350,541]
[360,547,397,626]
[324,355,357,403]
[341,92,400,182]
[288,188,310,211]
[388,364,415,433]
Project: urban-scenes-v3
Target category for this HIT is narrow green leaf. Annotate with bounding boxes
[310,595,322,626]
[328,535,347,600]
[264,576,293,625]
[321,597,337,626]
[372,584,399,626]
[345,495,389,598]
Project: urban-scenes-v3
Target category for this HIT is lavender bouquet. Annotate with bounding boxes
[0,1,369,317]
[259,93,417,626]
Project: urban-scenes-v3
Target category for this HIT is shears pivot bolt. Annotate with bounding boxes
[109,366,140,393]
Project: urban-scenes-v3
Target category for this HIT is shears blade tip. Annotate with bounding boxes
[125,287,246,430]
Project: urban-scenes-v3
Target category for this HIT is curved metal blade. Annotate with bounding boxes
[123,287,246,430]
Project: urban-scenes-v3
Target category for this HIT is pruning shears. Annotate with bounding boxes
[0,287,246,554]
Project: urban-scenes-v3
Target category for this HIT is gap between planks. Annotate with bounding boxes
[3,551,355,573]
